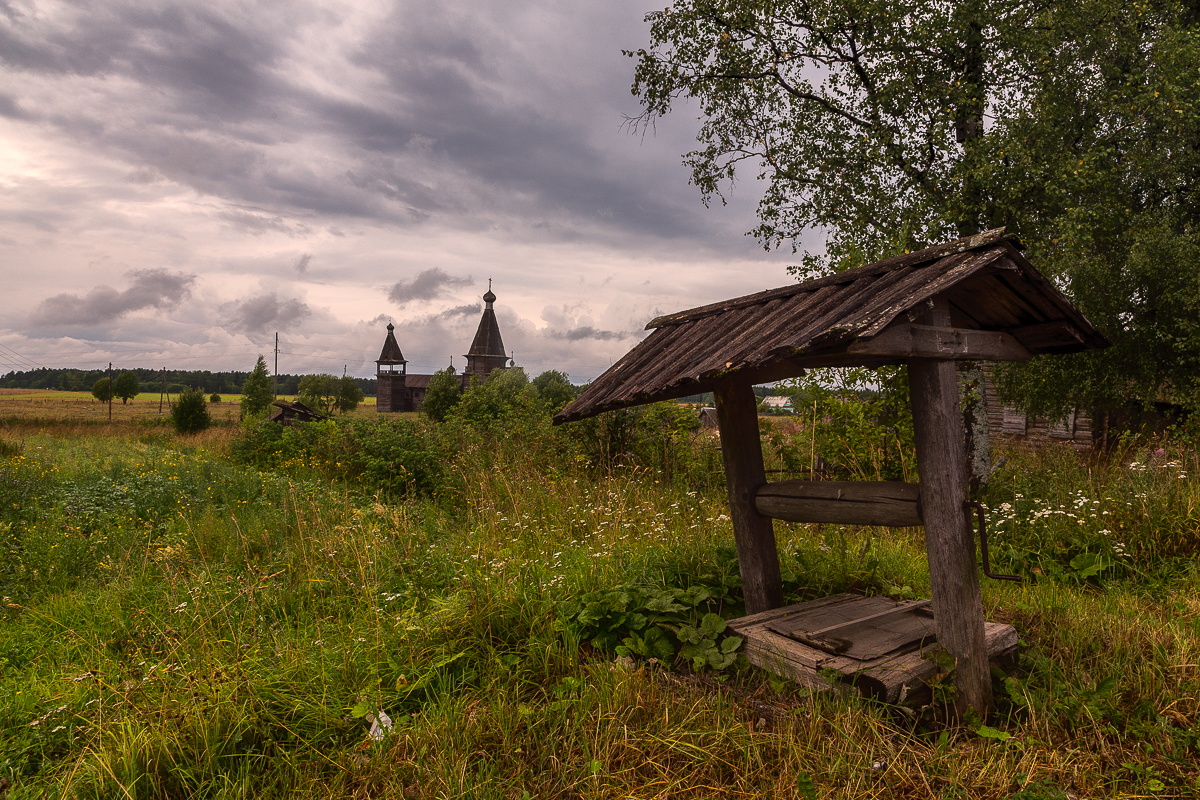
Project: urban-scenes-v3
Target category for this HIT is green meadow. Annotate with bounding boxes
[0,393,1198,799]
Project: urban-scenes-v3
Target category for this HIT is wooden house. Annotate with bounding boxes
[554,228,1109,714]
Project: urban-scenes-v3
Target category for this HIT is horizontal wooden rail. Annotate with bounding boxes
[755,480,923,528]
[846,324,1032,362]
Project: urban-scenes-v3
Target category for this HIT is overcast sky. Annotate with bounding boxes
[0,0,816,382]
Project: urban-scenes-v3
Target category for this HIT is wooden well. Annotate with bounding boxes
[554,228,1109,715]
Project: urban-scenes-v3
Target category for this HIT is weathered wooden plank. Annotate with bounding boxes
[908,296,993,715]
[727,595,1019,704]
[714,379,783,614]
[646,229,1011,330]
[806,599,933,637]
[755,480,922,527]
[772,611,936,660]
[846,324,1032,362]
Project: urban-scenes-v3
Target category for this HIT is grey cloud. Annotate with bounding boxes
[388,268,471,305]
[295,254,311,275]
[552,326,631,342]
[223,293,312,334]
[29,269,196,327]
[439,303,481,319]
[218,208,309,236]
[0,93,25,119]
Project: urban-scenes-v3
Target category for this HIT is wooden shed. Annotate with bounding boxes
[554,228,1108,714]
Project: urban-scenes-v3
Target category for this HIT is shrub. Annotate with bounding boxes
[230,417,447,499]
[423,367,462,422]
[210,393,221,403]
[91,377,111,403]
[171,389,211,434]
[451,367,532,427]
[531,370,575,410]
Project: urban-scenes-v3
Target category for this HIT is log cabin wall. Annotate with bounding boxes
[981,366,1093,450]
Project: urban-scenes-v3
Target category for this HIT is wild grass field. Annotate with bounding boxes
[0,388,1198,799]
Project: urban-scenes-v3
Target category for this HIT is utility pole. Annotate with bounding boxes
[107,362,112,422]
[159,368,165,415]
[274,332,279,398]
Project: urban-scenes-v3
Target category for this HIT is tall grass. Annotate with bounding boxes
[0,411,1197,798]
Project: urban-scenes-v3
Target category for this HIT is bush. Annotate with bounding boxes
[171,389,211,434]
[210,393,222,403]
[531,370,575,410]
[91,377,111,403]
[423,368,462,422]
[230,417,447,499]
[451,367,532,427]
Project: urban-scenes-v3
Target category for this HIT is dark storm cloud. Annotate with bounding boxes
[1,0,755,249]
[388,268,471,305]
[551,326,631,342]
[223,293,312,334]
[0,2,289,118]
[29,269,196,327]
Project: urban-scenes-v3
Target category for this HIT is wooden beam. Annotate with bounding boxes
[756,480,922,527]
[713,379,783,614]
[908,297,994,715]
[1006,320,1085,351]
[847,324,1032,362]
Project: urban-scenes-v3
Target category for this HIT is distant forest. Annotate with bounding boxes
[2,367,379,396]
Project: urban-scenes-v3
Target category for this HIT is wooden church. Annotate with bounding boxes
[376,286,510,413]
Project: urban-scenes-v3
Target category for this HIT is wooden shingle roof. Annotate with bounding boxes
[554,229,1109,424]
[377,323,406,365]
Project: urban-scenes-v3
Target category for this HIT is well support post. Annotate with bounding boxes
[909,296,993,715]
[714,379,783,614]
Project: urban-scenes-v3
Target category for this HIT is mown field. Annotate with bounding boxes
[0,390,385,426]
[0,388,1198,799]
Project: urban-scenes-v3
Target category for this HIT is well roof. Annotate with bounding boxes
[554,229,1109,424]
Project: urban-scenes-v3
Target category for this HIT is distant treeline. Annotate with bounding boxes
[2,367,379,396]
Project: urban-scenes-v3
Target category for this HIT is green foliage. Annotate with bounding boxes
[230,417,446,499]
[422,367,462,422]
[90,377,111,403]
[563,402,714,487]
[209,393,221,403]
[450,367,532,427]
[771,367,916,481]
[5,416,1200,797]
[336,375,364,414]
[531,370,575,410]
[297,374,339,415]
[171,389,211,434]
[558,581,743,671]
[629,0,1200,418]
[112,370,139,404]
[239,355,273,420]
